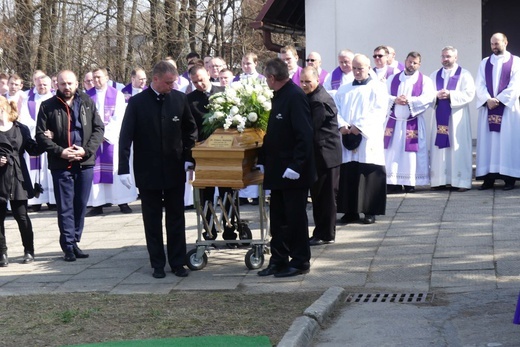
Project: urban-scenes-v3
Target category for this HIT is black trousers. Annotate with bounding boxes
[337,162,386,216]
[268,188,310,270]
[0,200,33,254]
[140,186,187,269]
[310,166,339,241]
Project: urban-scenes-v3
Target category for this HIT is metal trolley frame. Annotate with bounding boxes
[185,185,269,270]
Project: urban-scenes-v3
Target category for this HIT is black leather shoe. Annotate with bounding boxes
[73,245,89,259]
[119,203,133,214]
[363,215,376,224]
[152,268,166,278]
[0,253,8,267]
[479,180,495,190]
[309,237,335,246]
[86,206,103,217]
[336,213,359,225]
[404,186,415,193]
[274,267,310,278]
[64,252,76,262]
[257,264,283,276]
[22,252,34,264]
[172,266,189,277]
[503,184,515,191]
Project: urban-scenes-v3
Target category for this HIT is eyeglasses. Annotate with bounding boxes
[373,54,386,59]
[306,59,317,62]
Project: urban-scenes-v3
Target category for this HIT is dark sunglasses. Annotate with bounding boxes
[306,59,316,62]
[373,54,385,59]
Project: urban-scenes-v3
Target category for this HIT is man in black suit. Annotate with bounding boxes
[118,61,198,279]
[299,67,342,246]
[257,58,316,278]
[186,65,237,240]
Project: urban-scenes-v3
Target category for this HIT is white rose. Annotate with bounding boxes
[257,95,267,104]
[248,112,258,122]
[244,84,254,95]
[214,111,225,119]
[263,102,272,111]
[229,106,239,116]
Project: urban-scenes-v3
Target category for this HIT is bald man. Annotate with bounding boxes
[306,52,328,85]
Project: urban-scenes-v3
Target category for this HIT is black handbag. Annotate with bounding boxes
[33,165,44,198]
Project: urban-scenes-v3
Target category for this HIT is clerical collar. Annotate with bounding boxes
[352,76,372,86]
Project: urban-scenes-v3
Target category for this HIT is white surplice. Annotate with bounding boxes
[88,87,138,207]
[18,91,55,205]
[429,64,475,189]
[334,79,388,166]
[475,51,520,179]
[385,72,435,186]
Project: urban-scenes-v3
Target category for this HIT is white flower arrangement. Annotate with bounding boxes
[202,78,273,138]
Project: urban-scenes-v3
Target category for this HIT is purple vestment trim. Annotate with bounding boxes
[331,67,343,90]
[87,87,117,184]
[318,69,328,85]
[291,66,302,85]
[385,66,395,79]
[383,72,423,152]
[485,55,513,132]
[434,66,462,149]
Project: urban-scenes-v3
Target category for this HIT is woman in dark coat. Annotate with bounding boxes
[0,95,44,266]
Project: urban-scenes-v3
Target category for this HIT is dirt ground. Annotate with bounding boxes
[0,291,322,347]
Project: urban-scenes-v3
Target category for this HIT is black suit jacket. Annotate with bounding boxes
[259,80,316,190]
[187,85,225,141]
[118,87,198,190]
[308,85,342,174]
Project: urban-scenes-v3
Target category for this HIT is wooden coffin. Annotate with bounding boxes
[191,128,264,189]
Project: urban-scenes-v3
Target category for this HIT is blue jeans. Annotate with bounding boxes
[51,165,93,253]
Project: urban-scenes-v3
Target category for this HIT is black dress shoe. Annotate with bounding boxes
[503,184,515,191]
[47,203,57,211]
[0,253,8,267]
[172,266,189,277]
[404,185,415,193]
[238,198,249,206]
[64,252,76,262]
[119,203,133,214]
[274,267,310,278]
[337,213,360,225]
[363,215,376,224]
[250,198,259,205]
[152,268,166,278]
[73,245,89,258]
[479,180,495,190]
[22,252,34,264]
[86,206,103,217]
[29,204,41,212]
[309,237,335,246]
[257,264,283,276]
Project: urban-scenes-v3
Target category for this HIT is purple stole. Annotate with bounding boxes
[330,67,343,90]
[121,83,147,103]
[290,66,302,85]
[384,72,423,152]
[434,66,462,148]
[318,69,328,85]
[485,55,513,132]
[27,90,41,170]
[87,87,117,184]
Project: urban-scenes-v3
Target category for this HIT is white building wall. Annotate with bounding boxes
[305,0,482,138]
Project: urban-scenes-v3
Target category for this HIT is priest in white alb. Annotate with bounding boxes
[475,32,520,191]
[429,46,475,192]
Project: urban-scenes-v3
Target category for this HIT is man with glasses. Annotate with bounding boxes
[323,49,355,92]
[121,68,147,103]
[373,46,399,82]
[384,52,435,194]
[306,52,328,85]
[209,57,226,84]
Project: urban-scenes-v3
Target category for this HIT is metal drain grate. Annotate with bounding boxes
[346,292,434,304]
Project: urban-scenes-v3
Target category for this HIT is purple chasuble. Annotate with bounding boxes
[434,66,462,148]
[122,83,132,103]
[87,87,117,184]
[331,67,343,90]
[485,55,513,132]
[385,66,395,79]
[383,71,423,152]
[27,90,40,170]
[318,69,328,85]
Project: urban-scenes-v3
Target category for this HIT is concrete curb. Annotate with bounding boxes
[277,287,346,347]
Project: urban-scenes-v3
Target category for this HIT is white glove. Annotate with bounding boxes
[255,164,264,174]
[282,168,300,180]
[119,174,132,189]
[185,161,194,172]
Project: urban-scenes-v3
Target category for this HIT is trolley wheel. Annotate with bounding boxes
[239,223,252,246]
[245,248,264,270]
[186,248,208,271]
